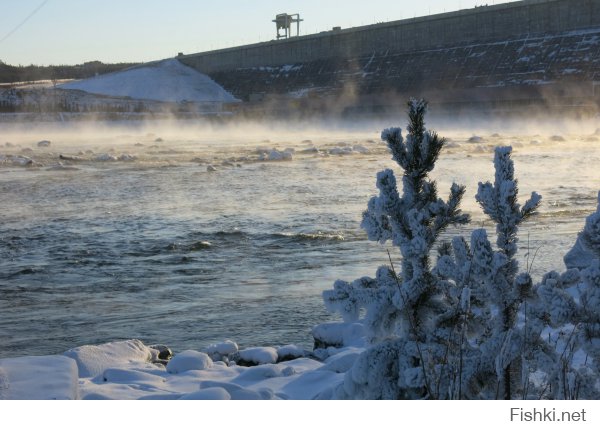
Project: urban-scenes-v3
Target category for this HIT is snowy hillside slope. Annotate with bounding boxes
[59,59,239,103]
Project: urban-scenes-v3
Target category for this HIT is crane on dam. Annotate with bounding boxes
[273,13,303,39]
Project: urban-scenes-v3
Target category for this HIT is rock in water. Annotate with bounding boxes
[37,140,51,147]
[149,344,173,364]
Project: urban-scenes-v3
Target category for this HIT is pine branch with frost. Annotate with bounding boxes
[476,146,541,259]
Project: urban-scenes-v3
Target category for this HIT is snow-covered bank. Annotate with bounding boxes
[0,326,364,400]
[59,59,238,104]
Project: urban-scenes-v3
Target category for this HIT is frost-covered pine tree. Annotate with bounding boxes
[473,146,541,399]
[533,194,600,399]
[564,191,600,269]
[323,99,470,399]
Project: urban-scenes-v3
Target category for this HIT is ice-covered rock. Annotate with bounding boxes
[0,355,79,399]
[468,135,484,143]
[550,135,565,142]
[258,149,293,161]
[300,146,320,153]
[45,162,79,171]
[236,347,278,366]
[37,140,51,147]
[276,344,305,362]
[118,154,137,162]
[64,339,153,378]
[94,153,118,162]
[59,154,84,161]
[329,146,355,155]
[352,145,370,154]
[206,340,238,360]
[207,164,217,172]
[149,344,173,364]
[2,155,34,166]
[166,350,213,374]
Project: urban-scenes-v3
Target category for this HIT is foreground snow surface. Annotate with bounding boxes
[0,338,361,400]
[59,59,239,103]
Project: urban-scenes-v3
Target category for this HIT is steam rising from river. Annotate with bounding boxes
[1,118,599,358]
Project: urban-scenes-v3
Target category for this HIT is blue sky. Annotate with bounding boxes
[0,0,518,65]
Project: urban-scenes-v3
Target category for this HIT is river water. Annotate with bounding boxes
[1,120,599,358]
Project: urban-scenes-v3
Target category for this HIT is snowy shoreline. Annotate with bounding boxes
[0,322,364,400]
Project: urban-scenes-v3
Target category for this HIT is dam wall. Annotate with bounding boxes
[180,0,600,74]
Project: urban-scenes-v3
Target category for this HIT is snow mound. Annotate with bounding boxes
[59,59,238,103]
[322,347,364,373]
[276,344,305,361]
[206,340,238,360]
[237,347,278,365]
[198,380,265,400]
[0,355,79,399]
[179,387,231,400]
[278,369,344,400]
[167,350,213,374]
[312,322,366,349]
[64,339,152,378]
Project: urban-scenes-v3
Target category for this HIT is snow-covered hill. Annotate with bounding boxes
[59,58,238,104]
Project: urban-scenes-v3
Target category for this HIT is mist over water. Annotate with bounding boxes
[1,119,599,358]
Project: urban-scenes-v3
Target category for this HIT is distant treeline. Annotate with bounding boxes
[0,60,140,84]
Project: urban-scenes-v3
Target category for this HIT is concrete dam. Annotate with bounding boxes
[180,0,600,117]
